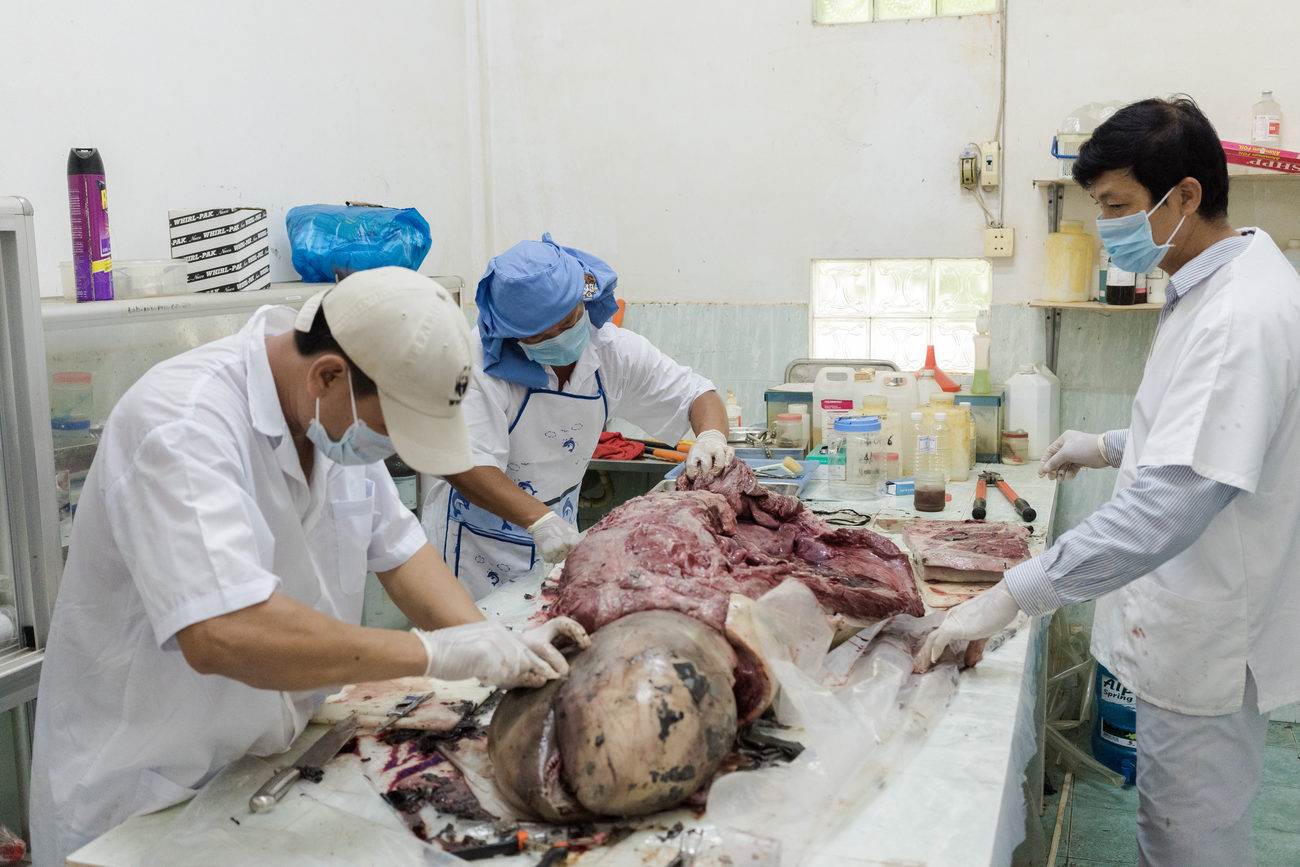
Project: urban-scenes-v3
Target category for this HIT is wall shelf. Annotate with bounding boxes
[1029,300,1159,371]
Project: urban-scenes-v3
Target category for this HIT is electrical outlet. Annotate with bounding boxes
[980,140,1000,190]
[985,227,1014,257]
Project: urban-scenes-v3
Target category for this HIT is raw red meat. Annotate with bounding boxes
[553,460,921,634]
[901,519,1032,583]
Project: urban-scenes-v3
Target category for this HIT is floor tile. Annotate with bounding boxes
[1266,720,1299,753]
[1066,803,1138,864]
[1253,827,1300,867]
[1261,740,1300,792]
[1069,777,1138,813]
[1252,780,1300,835]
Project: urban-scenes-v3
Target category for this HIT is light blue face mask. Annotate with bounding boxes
[306,368,396,465]
[520,309,590,366]
[1095,186,1188,274]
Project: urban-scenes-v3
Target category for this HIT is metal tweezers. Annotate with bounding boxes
[811,507,871,527]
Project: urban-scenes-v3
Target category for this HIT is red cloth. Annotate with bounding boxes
[592,431,645,460]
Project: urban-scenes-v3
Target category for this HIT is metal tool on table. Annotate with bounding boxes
[972,471,1036,523]
[375,688,439,733]
[249,713,358,812]
[451,830,531,860]
[665,828,704,867]
[534,841,572,866]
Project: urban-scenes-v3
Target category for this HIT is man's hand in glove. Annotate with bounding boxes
[520,617,590,678]
[919,581,1022,669]
[1040,430,1109,481]
[413,620,566,689]
[526,511,582,564]
[685,429,735,480]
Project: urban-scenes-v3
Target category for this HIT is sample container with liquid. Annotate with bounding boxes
[828,416,886,501]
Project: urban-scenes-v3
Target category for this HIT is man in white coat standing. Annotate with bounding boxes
[29,268,586,866]
[422,234,733,600]
[924,97,1300,865]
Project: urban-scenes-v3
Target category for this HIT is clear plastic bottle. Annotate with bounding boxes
[902,410,923,479]
[913,411,946,513]
[1252,90,1283,148]
[933,411,952,483]
[945,405,971,482]
[725,389,742,429]
[972,308,991,395]
[915,368,941,407]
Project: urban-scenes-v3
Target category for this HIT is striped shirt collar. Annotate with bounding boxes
[1162,230,1253,316]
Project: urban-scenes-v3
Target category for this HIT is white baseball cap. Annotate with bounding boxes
[294,267,474,475]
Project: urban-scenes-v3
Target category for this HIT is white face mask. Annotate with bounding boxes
[305,368,396,465]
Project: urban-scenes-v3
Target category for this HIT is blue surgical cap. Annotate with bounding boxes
[477,233,619,387]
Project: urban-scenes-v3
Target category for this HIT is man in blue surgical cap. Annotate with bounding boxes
[421,234,732,599]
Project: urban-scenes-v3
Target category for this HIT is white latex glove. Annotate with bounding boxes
[1039,430,1109,481]
[519,616,591,678]
[526,511,582,564]
[412,620,561,689]
[685,429,735,480]
[919,581,1022,667]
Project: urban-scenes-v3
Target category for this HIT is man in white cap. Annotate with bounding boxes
[28,267,587,866]
[422,234,733,600]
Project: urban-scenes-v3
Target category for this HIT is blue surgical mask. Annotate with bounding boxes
[305,369,396,465]
[1095,186,1188,274]
[520,309,590,366]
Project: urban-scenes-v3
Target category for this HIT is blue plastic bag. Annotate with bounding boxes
[285,204,432,282]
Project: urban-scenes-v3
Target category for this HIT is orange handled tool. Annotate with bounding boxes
[651,448,687,463]
[990,472,1036,522]
[972,474,988,520]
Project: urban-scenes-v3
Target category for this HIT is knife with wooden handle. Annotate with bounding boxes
[249,714,358,813]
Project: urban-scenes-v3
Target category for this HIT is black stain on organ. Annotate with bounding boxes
[594,733,605,747]
[705,725,731,762]
[649,765,696,783]
[672,661,710,705]
[656,701,685,741]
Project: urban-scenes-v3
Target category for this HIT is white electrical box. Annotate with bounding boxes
[981,141,1000,190]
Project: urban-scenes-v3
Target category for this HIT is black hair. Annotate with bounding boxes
[293,306,379,396]
[1073,96,1229,220]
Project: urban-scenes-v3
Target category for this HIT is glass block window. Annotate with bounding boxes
[815,0,997,24]
[811,258,992,371]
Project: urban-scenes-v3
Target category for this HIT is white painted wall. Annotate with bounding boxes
[475,1,1002,305]
[0,1,475,299]
[479,0,1300,307]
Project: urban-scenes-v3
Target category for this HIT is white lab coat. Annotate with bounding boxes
[422,322,714,598]
[29,307,426,866]
[1092,230,1300,716]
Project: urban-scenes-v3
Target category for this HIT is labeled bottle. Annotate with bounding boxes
[1106,263,1136,306]
[828,416,886,500]
[1251,90,1283,148]
[913,411,946,513]
[1134,271,1148,305]
[385,453,419,513]
[67,148,114,302]
[725,390,742,430]
[1098,247,1109,304]
[971,308,991,395]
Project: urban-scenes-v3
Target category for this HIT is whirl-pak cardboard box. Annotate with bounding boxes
[1221,140,1300,175]
[167,207,271,292]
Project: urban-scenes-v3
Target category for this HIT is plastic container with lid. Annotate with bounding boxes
[1001,429,1029,464]
[51,371,93,430]
[1005,363,1061,460]
[828,416,886,501]
[774,412,808,450]
[945,404,971,482]
[915,368,942,407]
[725,390,743,429]
[788,403,811,452]
[912,411,946,512]
[813,367,857,449]
[1043,220,1096,303]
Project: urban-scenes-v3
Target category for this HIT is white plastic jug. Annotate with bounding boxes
[878,372,918,421]
[812,366,856,450]
[1005,363,1060,461]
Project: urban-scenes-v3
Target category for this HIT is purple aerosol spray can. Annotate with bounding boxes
[67,148,113,302]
